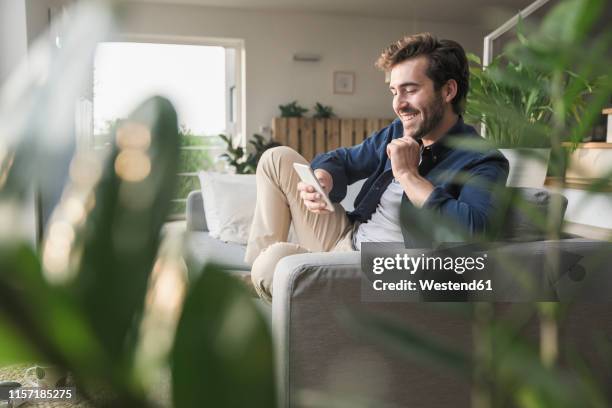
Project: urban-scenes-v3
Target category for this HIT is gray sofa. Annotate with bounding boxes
[184,186,612,407]
[184,180,365,277]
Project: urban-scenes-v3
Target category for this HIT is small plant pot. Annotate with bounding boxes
[500,148,551,188]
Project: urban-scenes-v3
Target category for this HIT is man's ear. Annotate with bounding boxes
[443,79,458,103]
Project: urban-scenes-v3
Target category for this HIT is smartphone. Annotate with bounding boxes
[293,163,335,212]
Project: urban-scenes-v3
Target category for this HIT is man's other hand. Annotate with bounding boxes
[297,168,333,214]
[386,136,421,179]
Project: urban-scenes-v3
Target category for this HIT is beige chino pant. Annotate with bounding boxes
[244,146,356,303]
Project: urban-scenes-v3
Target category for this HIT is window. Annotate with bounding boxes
[92,37,244,217]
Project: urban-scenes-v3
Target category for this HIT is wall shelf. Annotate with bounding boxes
[545,177,612,192]
[563,221,611,240]
[562,142,612,149]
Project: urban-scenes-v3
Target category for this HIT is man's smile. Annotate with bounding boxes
[400,110,419,121]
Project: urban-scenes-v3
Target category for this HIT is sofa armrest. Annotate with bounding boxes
[271,251,472,407]
[271,252,362,408]
[186,190,208,232]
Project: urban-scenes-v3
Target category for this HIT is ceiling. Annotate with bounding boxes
[127,0,538,28]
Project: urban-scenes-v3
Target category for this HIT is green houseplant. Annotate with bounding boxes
[465,31,599,187]
[278,101,309,118]
[465,53,556,187]
[466,54,554,149]
[313,102,335,119]
[218,133,280,174]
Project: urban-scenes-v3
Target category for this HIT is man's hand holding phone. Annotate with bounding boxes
[294,165,334,214]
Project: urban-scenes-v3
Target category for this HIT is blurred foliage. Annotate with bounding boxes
[96,123,218,178]
[278,100,309,117]
[172,264,275,408]
[313,102,335,119]
[218,133,280,174]
[176,126,218,173]
[174,127,219,217]
[0,2,275,407]
[465,0,610,149]
[466,54,558,148]
[173,174,198,207]
[97,124,219,217]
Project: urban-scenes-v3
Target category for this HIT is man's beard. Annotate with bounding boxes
[406,91,445,140]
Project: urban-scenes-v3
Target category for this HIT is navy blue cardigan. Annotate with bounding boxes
[311,117,509,240]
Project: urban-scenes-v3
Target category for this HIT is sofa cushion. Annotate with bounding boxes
[185,231,249,273]
[198,172,257,244]
[340,179,366,211]
[499,187,568,240]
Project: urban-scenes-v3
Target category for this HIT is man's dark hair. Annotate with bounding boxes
[376,33,469,115]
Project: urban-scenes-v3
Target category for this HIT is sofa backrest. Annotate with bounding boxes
[187,179,367,232]
[187,184,568,240]
[186,190,208,232]
[497,187,568,240]
[339,179,366,212]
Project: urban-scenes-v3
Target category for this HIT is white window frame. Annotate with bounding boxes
[111,32,246,143]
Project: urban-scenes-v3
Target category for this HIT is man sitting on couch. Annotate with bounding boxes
[244,32,509,303]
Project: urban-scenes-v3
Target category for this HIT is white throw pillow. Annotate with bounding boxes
[198,171,257,245]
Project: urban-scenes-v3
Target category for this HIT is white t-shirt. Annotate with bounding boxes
[352,179,405,250]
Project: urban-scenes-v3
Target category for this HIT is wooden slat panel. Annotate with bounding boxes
[314,119,326,158]
[340,119,354,147]
[327,118,341,151]
[272,117,288,145]
[273,117,393,153]
[374,118,384,131]
[381,118,394,128]
[287,117,300,152]
[301,118,314,160]
[353,119,366,144]
[365,118,379,139]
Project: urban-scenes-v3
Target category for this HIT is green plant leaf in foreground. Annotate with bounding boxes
[0,244,97,368]
[172,265,276,408]
[68,96,180,362]
[0,243,137,404]
[0,245,46,366]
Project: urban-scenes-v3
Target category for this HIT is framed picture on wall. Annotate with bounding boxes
[333,71,355,94]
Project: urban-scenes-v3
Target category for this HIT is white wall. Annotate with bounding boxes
[0,0,40,247]
[563,189,612,230]
[0,0,28,84]
[118,2,486,140]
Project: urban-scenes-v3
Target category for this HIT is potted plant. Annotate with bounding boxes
[465,45,594,187]
[218,133,280,174]
[466,54,552,187]
[278,101,308,118]
[313,102,335,119]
